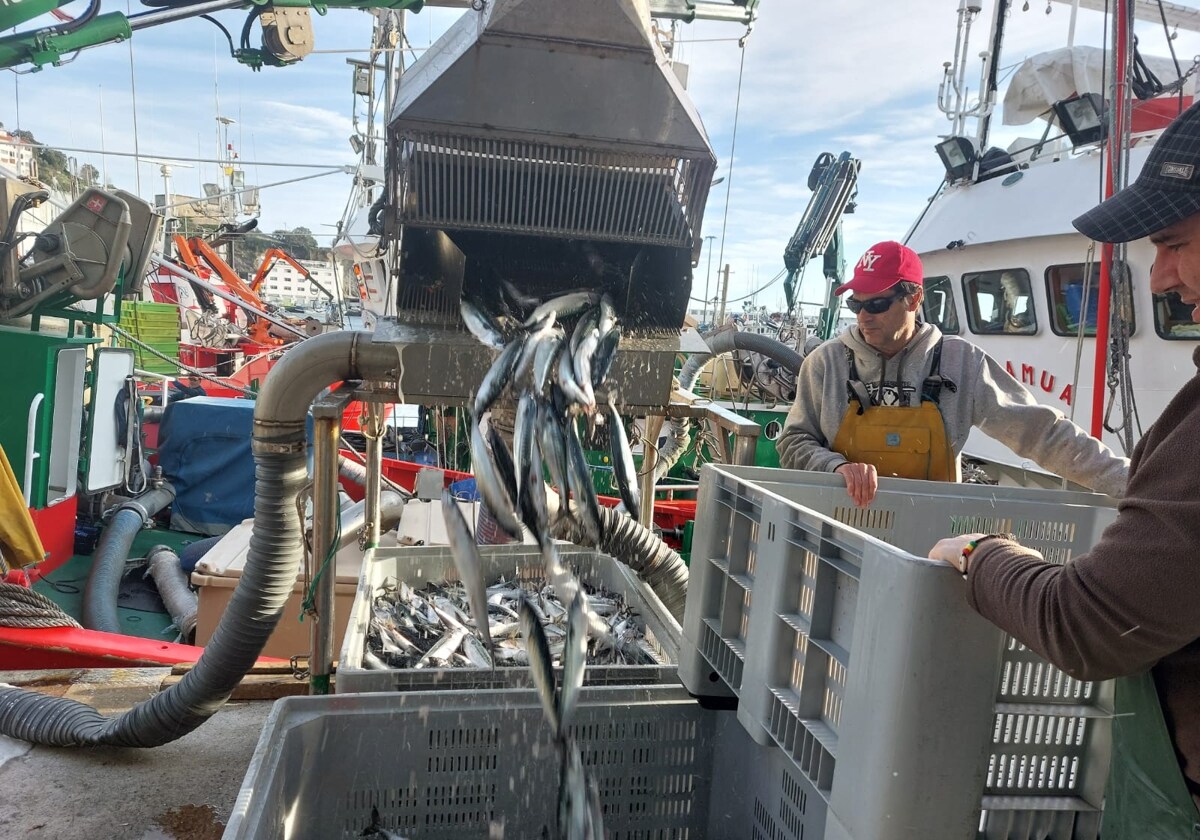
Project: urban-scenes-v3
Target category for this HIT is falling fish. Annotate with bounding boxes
[606,402,640,517]
[440,486,495,659]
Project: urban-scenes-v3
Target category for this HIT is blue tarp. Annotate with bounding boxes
[157,397,256,536]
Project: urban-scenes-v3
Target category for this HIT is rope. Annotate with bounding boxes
[713,41,749,315]
[0,583,82,629]
[108,324,256,397]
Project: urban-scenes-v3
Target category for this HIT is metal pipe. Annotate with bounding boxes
[309,387,352,696]
[639,415,664,528]
[363,402,386,547]
[128,0,245,30]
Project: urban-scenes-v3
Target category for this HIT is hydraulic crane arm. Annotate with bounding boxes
[252,248,335,302]
[782,151,861,337]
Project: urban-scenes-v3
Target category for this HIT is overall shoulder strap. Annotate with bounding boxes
[845,346,873,414]
[921,338,958,404]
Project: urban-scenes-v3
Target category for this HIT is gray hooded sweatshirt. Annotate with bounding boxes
[776,323,1129,497]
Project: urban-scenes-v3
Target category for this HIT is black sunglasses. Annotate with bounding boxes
[845,290,906,315]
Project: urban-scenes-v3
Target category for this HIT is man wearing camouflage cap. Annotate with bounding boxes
[931,99,1200,833]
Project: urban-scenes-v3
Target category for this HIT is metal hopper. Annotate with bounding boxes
[380,0,716,352]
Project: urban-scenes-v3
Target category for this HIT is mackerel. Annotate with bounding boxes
[606,403,641,516]
[524,291,599,327]
[469,420,524,539]
[440,487,495,656]
[460,298,507,350]
[473,339,522,418]
[520,594,559,734]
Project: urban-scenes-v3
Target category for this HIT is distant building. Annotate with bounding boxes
[0,131,38,180]
[257,257,337,307]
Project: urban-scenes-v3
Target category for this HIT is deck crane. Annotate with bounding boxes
[782,151,861,340]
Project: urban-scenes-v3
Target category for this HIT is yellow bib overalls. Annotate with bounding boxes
[831,340,957,482]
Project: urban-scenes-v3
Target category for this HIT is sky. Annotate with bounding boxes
[6,0,1200,317]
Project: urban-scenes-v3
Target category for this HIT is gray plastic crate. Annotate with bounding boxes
[679,465,1118,840]
[338,543,681,693]
[224,686,828,840]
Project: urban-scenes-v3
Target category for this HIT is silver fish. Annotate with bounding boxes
[473,339,522,418]
[442,487,496,655]
[486,423,520,520]
[524,291,599,327]
[513,393,538,509]
[591,326,621,390]
[596,295,616,337]
[415,627,467,668]
[462,632,493,669]
[572,326,601,407]
[556,348,593,412]
[460,298,507,350]
[532,331,565,396]
[565,417,603,546]
[520,594,559,734]
[469,419,524,539]
[539,406,572,518]
[606,403,641,517]
[558,591,588,735]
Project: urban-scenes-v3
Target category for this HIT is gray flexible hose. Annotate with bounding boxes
[145,545,198,641]
[552,505,688,622]
[0,330,399,747]
[178,536,221,574]
[82,484,176,634]
[661,329,808,481]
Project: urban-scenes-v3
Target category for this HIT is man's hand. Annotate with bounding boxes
[928,534,986,573]
[834,462,878,507]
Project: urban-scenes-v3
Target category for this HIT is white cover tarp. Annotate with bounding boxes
[1003,45,1190,126]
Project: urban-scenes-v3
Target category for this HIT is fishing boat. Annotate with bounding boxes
[3,0,1177,837]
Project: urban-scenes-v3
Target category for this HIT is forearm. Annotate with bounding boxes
[776,425,847,472]
[966,536,1188,681]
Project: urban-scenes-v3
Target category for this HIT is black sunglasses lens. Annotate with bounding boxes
[847,294,898,315]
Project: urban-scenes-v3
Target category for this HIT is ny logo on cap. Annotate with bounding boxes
[1161,162,1195,180]
[858,250,882,271]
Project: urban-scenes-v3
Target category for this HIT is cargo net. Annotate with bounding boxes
[395,131,712,254]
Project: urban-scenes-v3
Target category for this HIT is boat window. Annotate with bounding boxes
[962,269,1037,335]
[1045,262,1134,337]
[920,276,959,334]
[1154,292,1200,340]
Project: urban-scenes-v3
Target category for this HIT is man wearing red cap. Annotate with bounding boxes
[776,239,1128,506]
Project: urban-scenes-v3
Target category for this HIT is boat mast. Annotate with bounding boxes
[1093,0,1134,440]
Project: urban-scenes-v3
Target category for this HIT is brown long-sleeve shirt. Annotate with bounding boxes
[966,347,1200,801]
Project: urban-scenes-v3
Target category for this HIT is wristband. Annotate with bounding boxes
[958,533,1018,577]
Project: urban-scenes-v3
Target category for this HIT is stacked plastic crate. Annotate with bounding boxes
[679,465,1118,840]
[117,301,180,375]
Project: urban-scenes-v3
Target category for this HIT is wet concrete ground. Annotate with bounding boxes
[0,670,273,839]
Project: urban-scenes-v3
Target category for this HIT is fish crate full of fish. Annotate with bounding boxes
[224,686,831,840]
[679,464,1119,840]
[338,544,682,694]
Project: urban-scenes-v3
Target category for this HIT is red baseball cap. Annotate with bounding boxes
[835,241,924,296]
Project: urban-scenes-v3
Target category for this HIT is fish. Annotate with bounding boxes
[414,626,467,668]
[538,405,572,520]
[513,392,538,509]
[531,330,566,397]
[461,298,508,350]
[360,806,409,840]
[606,403,641,517]
[473,338,523,418]
[520,594,559,735]
[558,591,588,735]
[469,419,524,540]
[486,423,521,522]
[555,348,593,412]
[524,291,600,327]
[564,417,603,546]
[591,325,621,390]
[440,487,495,657]
[572,326,601,407]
